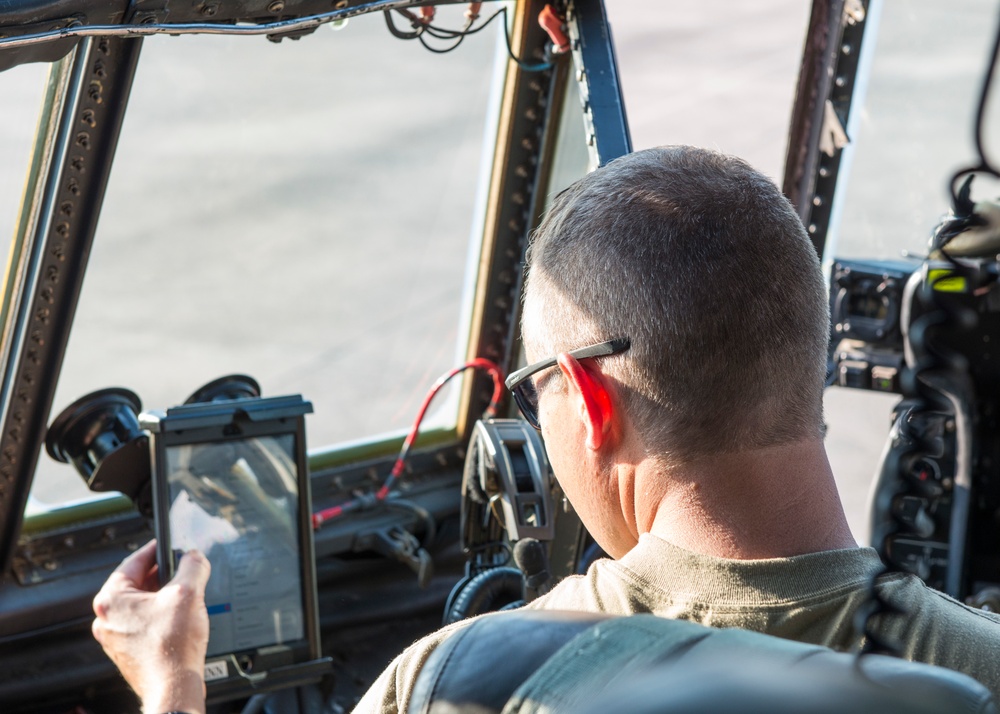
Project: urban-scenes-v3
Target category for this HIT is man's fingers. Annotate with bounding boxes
[91,616,105,645]
[114,540,158,585]
[94,541,160,618]
[172,549,211,594]
[93,589,110,618]
[140,561,161,593]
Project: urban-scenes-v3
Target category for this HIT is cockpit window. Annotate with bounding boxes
[0,62,48,264]
[30,11,499,509]
[819,0,1000,544]
[829,0,1000,262]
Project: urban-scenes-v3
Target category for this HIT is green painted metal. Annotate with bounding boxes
[307,425,458,471]
[21,493,133,535]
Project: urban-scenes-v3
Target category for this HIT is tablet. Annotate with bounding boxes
[144,395,326,697]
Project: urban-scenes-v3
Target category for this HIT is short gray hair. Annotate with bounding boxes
[523,146,829,461]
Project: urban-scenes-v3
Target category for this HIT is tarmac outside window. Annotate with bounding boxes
[29,10,498,509]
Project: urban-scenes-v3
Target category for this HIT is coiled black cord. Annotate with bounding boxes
[858,237,980,661]
[948,3,1000,206]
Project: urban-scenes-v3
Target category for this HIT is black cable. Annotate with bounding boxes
[494,5,552,72]
[383,9,422,40]
[418,31,466,54]
[949,4,1000,206]
[383,5,551,71]
[418,7,475,52]
[423,8,504,38]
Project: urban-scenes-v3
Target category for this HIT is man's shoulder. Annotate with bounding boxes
[874,573,1000,698]
[351,616,475,714]
[881,572,1000,628]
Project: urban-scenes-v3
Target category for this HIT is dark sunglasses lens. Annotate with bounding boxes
[512,380,540,429]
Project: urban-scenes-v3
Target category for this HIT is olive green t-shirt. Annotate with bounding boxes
[353,534,1000,713]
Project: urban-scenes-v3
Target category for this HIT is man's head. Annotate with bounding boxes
[521,146,829,464]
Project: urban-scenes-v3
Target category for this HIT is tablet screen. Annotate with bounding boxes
[164,434,305,656]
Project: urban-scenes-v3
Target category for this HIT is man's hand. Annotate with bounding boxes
[92,540,211,714]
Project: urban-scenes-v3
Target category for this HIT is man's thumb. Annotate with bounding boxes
[173,549,211,593]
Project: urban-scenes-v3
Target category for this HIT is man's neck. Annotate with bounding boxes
[638,439,857,560]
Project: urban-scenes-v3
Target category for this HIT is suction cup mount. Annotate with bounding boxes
[45,387,152,514]
[185,374,261,404]
[45,375,263,516]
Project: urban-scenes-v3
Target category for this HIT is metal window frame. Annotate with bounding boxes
[0,36,143,574]
[782,0,874,261]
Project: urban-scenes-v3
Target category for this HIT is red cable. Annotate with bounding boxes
[312,358,504,529]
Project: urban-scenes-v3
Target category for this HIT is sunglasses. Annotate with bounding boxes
[505,338,630,428]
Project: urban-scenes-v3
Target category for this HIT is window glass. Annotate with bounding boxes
[0,62,48,261]
[1,61,50,516]
[31,10,499,507]
[545,68,592,199]
[603,0,810,179]
[831,0,1000,261]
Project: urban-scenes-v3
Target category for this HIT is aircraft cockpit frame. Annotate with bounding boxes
[2,0,1000,711]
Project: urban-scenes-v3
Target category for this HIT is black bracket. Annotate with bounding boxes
[361,527,434,589]
[124,0,170,25]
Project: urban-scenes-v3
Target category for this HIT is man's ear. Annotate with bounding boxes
[557,353,614,451]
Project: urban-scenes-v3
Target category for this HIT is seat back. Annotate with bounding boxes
[408,611,997,714]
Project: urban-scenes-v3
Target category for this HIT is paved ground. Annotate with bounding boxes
[2,0,965,543]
